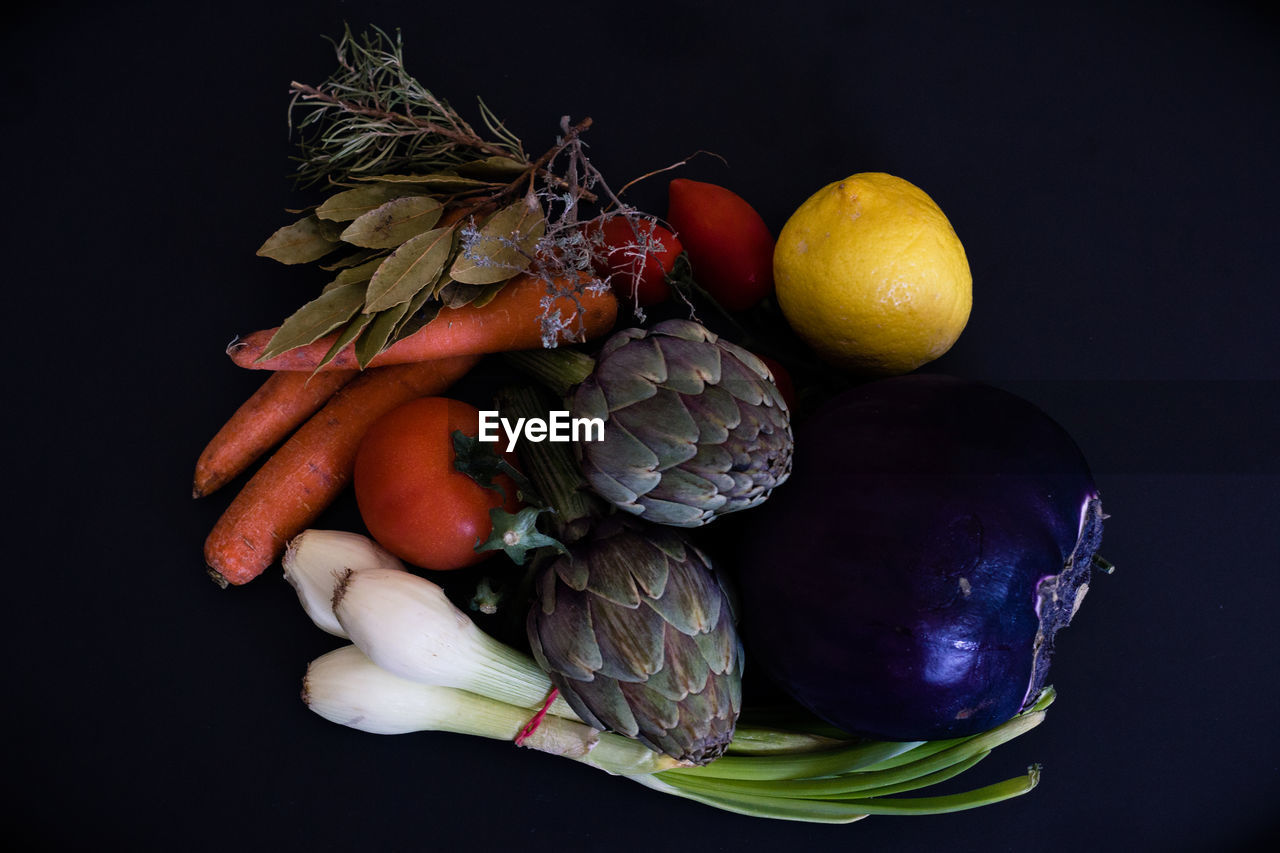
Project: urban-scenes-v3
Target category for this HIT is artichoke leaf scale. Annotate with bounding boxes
[561,672,641,737]
[686,413,729,447]
[717,353,769,406]
[588,596,666,682]
[684,444,737,491]
[529,587,604,681]
[571,379,609,421]
[601,334,669,382]
[597,325,648,359]
[656,318,716,343]
[641,654,695,702]
[609,389,701,471]
[691,608,738,674]
[619,680,683,732]
[580,458,642,507]
[596,339,666,411]
[582,543,643,607]
[673,679,716,729]
[679,384,742,436]
[634,497,714,527]
[645,465,721,507]
[647,529,689,563]
[625,540,670,599]
[653,336,722,394]
[659,625,714,697]
[553,550,591,592]
[731,404,765,443]
[591,421,662,496]
[643,552,722,634]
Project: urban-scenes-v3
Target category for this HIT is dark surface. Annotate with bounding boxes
[6,2,1278,850]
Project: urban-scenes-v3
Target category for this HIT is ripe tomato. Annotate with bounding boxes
[591,216,682,306]
[353,397,521,572]
[667,178,775,312]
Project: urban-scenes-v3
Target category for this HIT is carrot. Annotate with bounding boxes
[203,354,480,587]
[193,369,357,499]
[228,273,617,372]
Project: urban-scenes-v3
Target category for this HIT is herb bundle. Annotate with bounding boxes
[255,26,663,367]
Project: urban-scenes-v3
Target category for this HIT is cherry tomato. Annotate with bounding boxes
[353,397,521,572]
[591,216,682,306]
[666,178,775,312]
[756,354,798,412]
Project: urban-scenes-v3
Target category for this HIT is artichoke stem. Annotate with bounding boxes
[503,348,597,397]
[495,383,601,542]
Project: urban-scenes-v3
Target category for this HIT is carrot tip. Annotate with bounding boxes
[206,568,231,589]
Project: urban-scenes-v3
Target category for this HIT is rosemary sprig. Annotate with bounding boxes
[288,25,526,187]
[255,26,685,369]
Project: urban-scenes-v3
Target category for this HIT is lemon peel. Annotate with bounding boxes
[773,172,972,375]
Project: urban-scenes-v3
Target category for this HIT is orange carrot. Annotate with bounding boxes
[193,369,357,499]
[228,273,617,372]
[203,354,480,587]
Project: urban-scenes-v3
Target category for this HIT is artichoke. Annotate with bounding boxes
[526,516,743,765]
[570,319,793,527]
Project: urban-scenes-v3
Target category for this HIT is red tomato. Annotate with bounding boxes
[756,354,798,412]
[353,397,521,572]
[591,217,682,306]
[667,178,775,312]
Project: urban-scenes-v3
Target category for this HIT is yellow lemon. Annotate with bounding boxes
[773,172,972,375]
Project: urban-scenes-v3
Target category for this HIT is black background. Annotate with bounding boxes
[5,1,1278,850]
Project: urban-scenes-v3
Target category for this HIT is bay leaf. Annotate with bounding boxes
[257,215,342,265]
[354,300,414,368]
[455,156,529,179]
[316,312,375,371]
[318,247,384,271]
[316,184,419,222]
[341,195,444,249]
[449,200,546,285]
[336,256,387,287]
[364,226,456,313]
[428,270,455,300]
[256,282,366,363]
[320,255,386,293]
[353,173,495,191]
[391,287,444,343]
[468,281,508,309]
[437,281,488,310]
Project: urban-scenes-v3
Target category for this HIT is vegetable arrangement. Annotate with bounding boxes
[193,26,1110,825]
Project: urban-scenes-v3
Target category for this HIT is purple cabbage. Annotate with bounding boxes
[734,374,1105,741]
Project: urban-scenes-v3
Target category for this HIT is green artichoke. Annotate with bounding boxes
[526,517,743,766]
[570,319,793,527]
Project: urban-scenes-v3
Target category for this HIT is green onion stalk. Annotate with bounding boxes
[285,529,1053,822]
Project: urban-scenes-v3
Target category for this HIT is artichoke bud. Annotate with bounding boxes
[571,319,793,528]
[526,516,743,766]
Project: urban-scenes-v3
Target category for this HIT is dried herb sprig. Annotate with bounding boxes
[257,26,674,367]
[288,25,525,187]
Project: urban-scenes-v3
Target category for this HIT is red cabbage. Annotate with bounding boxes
[734,375,1105,740]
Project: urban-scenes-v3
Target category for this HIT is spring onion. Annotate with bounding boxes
[304,645,679,775]
[286,529,1056,823]
[282,529,405,637]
